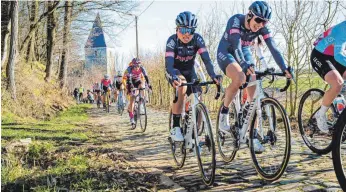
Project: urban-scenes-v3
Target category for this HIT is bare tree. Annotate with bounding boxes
[25,0,39,63]
[6,0,19,99]
[59,1,72,88]
[45,1,58,82]
[1,1,11,68]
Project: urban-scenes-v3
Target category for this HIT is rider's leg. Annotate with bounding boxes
[322,70,343,107]
[219,63,246,132]
[245,74,257,102]
[171,75,187,142]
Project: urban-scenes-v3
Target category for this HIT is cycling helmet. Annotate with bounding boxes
[104,74,110,80]
[117,71,122,76]
[249,1,272,20]
[175,11,198,28]
[132,58,141,66]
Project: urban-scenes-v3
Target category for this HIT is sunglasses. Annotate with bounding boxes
[253,16,268,25]
[178,27,195,35]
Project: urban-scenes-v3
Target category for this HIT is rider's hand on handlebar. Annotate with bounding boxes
[285,70,292,79]
[213,75,223,85]
[242,63,255,76]
[172,76,181,88]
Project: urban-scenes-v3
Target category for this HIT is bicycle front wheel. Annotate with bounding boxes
[332,110,346,191]
[216,102,238,163]
[250,97,291,181]
[138,98,147,132]
[168,109,186,168]
[298,88,334,155]
[194,103,216,186]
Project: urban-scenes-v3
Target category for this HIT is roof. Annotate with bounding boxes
[85,13,115,49]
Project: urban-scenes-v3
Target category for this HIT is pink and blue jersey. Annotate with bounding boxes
[314,21,346,66]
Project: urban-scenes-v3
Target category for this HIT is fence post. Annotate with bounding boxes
[159,80,163,105]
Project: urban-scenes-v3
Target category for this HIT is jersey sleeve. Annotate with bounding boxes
[165,36,177,79]
[141,66,150,84]
[227,15,249,67]
[261,27,287,72]
[333,22,346,66]
[196,34,216,78]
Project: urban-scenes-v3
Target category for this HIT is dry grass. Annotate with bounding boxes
[1,60,75,122]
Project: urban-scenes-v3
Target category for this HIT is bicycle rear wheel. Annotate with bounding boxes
[298,88,335,155]
[168,109,186,168]
[332,110,346,191]
[106,93,110,113]
[138,98,147,132]
[250,97,291,181]
[194,103,216,186]
[216,102,238,163]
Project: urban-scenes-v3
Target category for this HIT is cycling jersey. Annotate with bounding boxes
[101,79,112,87]
[217,14,287,73]
[124,66,149,84]
[314,21,346,66]
[165,33,216,80]
[93,84,100,91]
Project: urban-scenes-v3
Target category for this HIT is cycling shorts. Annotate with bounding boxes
[166,70,202,96]
[115,81,122,90]
[311,48,346,79]
[127,80,143,95]
[102,86,111,94]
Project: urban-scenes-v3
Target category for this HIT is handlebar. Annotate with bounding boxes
[173,80,221,103]
[239,68,292,92]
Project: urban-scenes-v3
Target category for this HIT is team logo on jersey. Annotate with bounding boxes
[176,55,194,62]
[232,17,240,28]
[197,36,205,45]
[167,39,176,49]
[218,52,227,61]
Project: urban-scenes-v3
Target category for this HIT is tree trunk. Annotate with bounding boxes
[6,1,18,100]
[26,0,38,63]
[1,1,11,68]
[59,1,72,88]
[45,1,57,82]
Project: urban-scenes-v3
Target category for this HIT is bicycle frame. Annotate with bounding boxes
[235,78,275,144]
[184,92,201,150]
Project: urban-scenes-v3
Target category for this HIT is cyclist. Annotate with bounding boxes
[165,11,221,142]
[93,82,101,105]
[216,1,292,152]
[310,21,346,133]
[114,70,125,105]
[78,84,84,103]
[125,58,152,125]
[101,74,113,108]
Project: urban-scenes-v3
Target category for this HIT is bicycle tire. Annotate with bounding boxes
[250,97,291,181]
[138,98,147,132]
[332,109,346,191]
[168,109,186,168]
[298,88,334,155]
[216,102,238,163]
[194,103,216,186]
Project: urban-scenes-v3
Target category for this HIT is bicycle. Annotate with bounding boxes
[130,87,147,132]
[104,88,111,113]
[117,89,126,115]
[332,108,346,191]
[297,88,345,155]
[168,80,221,186]
[216,68,292,181]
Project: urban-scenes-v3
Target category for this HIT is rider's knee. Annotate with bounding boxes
[232,72,246,87]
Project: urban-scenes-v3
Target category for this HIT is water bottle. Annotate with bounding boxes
[333,95,346,114]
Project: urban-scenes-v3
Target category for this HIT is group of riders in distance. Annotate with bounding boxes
[87,1,346,188]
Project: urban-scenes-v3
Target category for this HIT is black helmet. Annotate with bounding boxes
[249,1,272,20]
[175,11,198,28]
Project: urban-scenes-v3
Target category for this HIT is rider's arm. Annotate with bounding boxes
[194,59,207,81]
[165,35,179,80]
[261,27,287,72]
[140,66,150,85]
[333,22,346,66]
[196,33,216,78]
[227,15,250,67]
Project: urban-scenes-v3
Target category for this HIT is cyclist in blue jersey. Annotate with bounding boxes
[310,21,346,133]
[216,1,292,152]
[165,11,221,142]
